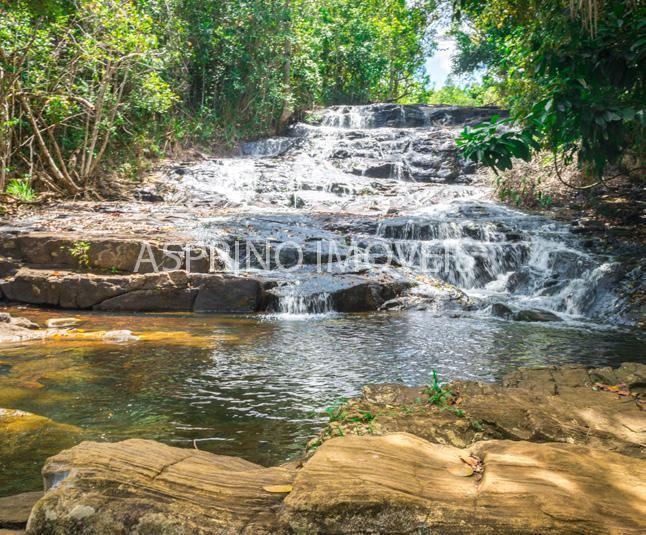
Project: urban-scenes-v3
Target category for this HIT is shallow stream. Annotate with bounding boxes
[1,307,644,496]
[2,104,644,497]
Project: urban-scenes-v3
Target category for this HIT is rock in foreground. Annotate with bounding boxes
[0,313,41,344]
[314,363,646,458]
[27,434,646,534]
[28,439,295,534]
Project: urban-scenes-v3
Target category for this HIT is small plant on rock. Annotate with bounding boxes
[324,398,348,422]
[5,178,36,202]
[68,241,91,269]
[423,370,465,417]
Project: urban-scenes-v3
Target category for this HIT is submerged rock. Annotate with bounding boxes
[45,318,82,329]
[512,308,563,322]
[0,409,82,499]
[0,314,43,344]
[0,491,42,531]
[490,302,513,319]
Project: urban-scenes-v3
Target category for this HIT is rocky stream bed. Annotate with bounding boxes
[0,104,645,533]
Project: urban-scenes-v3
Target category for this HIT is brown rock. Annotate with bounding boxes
[27,439,295,535]
[0,233,223,274]
[283,433,646,534]
[331,279,411,312]
[316,363,646,458]
[0,268,269,313]
[191,274,266,313]
[0,492,42,530]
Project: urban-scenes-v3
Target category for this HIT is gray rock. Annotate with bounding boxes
[491,302,513,319]
[512,309,562,322]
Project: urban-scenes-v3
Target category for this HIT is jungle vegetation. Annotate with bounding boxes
[0,0,643,197]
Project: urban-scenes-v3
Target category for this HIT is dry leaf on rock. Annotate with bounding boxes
[447,464,474,477]
[263,485,293,493]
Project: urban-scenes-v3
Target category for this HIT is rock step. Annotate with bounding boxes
[0,268,271,313]
[0,267,412,313]
[27,433,646,534]
[0,233,223,274]
[0,492,41,531]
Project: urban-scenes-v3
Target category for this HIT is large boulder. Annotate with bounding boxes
[283,433,646,534]
[0,268,270,313]
[28,434,646,534]
[27,439,295,535]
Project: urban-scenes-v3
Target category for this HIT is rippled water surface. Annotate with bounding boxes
[1,306,644,496]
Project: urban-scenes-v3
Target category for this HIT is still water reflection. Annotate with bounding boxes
[1,307,644,496]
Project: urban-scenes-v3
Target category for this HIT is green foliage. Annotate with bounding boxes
[1,0,439,192]
[496,173,553,208]
[452,0,645,181]
[68,241,91,269]
[422,370,465,416]
[324,398,349,422]
[457,116,538,172]
[422,83,502,106]
[5,179,36,202]
[0,0,177,193]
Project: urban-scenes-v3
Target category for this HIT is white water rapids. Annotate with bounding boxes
[165,104,638,324]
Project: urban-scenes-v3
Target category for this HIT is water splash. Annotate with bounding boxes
[175,104,636,324]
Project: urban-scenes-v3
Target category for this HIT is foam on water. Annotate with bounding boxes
[169,104,636,322]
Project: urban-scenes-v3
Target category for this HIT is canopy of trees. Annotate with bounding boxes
[0,0,436,195]
[452,0,645,184]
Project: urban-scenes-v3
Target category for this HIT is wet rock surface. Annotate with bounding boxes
[0,314,43,343]
[1,104,644,323]
[0,268,267,312]
[0,492,41,531]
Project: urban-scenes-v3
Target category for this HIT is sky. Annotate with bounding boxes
[425,36,456,88]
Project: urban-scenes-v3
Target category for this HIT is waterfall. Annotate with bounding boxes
[177,103,635,324]
[276,291,334,316]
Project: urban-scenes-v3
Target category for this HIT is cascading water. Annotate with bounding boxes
[169,103,640,323]
[3,104,643,497]
[276,290,334,316]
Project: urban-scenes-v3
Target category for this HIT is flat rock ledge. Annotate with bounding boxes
[17,363,646,534]
[0,267,410,314]
[312,362,646,458]
[25,434,646,534]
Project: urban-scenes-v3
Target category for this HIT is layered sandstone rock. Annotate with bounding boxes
[27,439,295,534]
[25,433,646,534]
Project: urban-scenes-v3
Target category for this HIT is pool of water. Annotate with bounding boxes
[1,306,645,496]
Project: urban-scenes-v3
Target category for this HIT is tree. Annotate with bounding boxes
[452,0,645,184]
[0,1,175,194]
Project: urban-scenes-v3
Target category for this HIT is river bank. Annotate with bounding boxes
[1,104,644,532]
[1,360,644,534]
